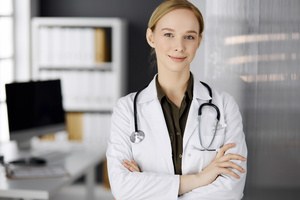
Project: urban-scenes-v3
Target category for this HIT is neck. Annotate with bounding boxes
[157,70,190,107]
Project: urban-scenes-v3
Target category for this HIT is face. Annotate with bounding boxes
[147,9,201,74]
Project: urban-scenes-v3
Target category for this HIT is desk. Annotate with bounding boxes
[0,140,106,200]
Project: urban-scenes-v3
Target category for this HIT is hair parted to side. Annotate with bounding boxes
[148,0,204,36]
[147,0,204,69]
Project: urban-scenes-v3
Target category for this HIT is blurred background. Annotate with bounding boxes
[191,1,300,199]
[0,0,299,199]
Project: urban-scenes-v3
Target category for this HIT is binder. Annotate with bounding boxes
[94,28,108,63]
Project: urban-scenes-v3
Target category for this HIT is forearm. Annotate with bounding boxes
[179,173,208,195]
[124,160,206,196]
[182,171,247,200]
[179,143,246,195]
[109,169,180,200]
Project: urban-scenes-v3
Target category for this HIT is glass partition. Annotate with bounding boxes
[191,0,300,199]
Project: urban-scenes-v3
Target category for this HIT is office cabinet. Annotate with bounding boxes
[31,17,127,149]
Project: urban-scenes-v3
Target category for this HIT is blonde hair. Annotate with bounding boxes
[148,0,204,36]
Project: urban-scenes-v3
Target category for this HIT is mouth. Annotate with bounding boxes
[169,55,187,62]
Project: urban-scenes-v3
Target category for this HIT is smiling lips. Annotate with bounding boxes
[169,55,187,62]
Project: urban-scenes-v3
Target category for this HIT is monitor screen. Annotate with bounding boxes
[5,79,66,149]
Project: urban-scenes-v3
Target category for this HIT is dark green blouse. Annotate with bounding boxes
[156,74,193,175]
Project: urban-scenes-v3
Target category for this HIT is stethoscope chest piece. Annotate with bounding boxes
[130,130,145,143]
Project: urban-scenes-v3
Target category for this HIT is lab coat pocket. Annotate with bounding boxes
[199,111,226,136]
[198,109,227,149]
[185,148,217,173]
[201,126,226,150]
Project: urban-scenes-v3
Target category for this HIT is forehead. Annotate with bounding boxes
[156,9,199,33]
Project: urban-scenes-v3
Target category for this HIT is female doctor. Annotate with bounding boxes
[106,0,247,199]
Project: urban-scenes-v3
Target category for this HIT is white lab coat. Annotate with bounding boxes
[106,75,247,200]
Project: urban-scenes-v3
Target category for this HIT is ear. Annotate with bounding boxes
[146,28,155,48]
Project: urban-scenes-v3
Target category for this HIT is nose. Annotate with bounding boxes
[174,38,185,52]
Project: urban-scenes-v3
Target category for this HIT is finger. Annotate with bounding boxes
[131,160,138,165]
[122,161,132,171]
[218,153,247,162]
[218,161,246,173]
[122,161,138,172]
[129,161,140,172]
[123,159,131,164]
[130,160,140,171]
[122,160,135,170]
[129,165,139,172]
[220,168,241,179]
[216,143,235,159]
[124,160,140,172]
[122,160,132,167]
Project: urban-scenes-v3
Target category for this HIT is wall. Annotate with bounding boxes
[38,0,162,93]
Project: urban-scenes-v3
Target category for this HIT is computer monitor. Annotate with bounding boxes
[5,79,66,150]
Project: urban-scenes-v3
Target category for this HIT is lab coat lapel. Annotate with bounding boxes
[139,77,174,174]
[183,80,211,150]
[145,99,174,173]
[183,99,199,150]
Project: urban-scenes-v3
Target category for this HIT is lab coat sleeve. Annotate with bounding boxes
[106,96,180,200]
[180,92,247,200]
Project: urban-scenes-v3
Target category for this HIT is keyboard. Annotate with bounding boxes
[32,150,70,163]
[6,165,69,179]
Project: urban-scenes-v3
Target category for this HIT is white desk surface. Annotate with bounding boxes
[0,140,106,200]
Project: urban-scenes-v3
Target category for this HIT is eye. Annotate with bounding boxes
[164,33,174,38]
[185,35,195,40]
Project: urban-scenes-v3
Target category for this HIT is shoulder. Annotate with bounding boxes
[195,79,236,106]
[114,92,136,112]
[213,88,236,104]
[210,87,241,114]
[114,75,156,110]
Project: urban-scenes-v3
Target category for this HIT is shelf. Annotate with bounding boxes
[0,56,13,60]
[38,63,112,71]
[64,109,112,114]
[31,17,127,112]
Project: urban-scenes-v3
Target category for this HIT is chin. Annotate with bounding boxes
[167,65,190,73]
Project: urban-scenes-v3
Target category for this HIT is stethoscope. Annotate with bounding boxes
[130,81,221,151]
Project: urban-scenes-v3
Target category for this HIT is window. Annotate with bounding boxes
[0,0,14,142]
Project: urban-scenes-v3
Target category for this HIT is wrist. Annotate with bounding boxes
[195,171,210,187]
[179,172,206,195]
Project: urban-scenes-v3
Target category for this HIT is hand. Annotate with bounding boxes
[199,143,246,184]
[122,159,141,172]
[179,143,246,195]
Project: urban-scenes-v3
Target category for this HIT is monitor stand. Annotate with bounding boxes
[9,156,47,167]
[11,139,47,167]
[16,139,32,151]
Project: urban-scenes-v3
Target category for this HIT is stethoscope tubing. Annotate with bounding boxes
[131,81,222,151]
[133,89,143,133]
[198,81,221,151]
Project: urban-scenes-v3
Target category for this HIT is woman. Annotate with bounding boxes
[106,0,247,199]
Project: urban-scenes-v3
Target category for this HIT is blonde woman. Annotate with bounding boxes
[106,0,247,199]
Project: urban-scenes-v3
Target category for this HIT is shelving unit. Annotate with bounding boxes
[31,17,127,148]
[31,17,127,112]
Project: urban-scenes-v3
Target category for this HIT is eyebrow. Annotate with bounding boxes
[161,28,198,34]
